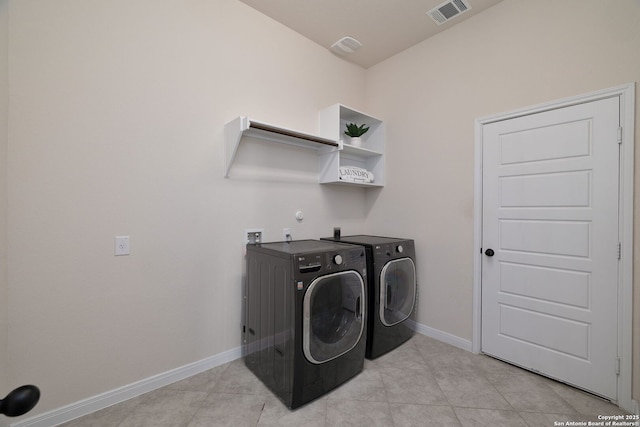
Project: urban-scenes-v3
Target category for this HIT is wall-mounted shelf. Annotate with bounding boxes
[224,116,338,178]
[340,143,383,157]
[224,106,384,187]
[318,104,385,187]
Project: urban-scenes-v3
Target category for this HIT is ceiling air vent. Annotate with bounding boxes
[427,0,471,25]
[330,36,362,55]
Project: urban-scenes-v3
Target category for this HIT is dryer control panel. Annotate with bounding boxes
[374,243,404,258]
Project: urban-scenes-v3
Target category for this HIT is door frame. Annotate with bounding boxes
[472,83,635,412]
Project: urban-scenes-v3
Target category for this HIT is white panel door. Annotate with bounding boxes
[481,97,620,399]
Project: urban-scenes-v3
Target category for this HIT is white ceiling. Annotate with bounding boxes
[238,0,503,68]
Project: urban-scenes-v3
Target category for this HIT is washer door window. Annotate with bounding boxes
[303,271,365,364]
[380,258,416,326]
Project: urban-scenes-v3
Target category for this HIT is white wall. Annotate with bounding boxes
[365,0,640,402]
[5,0,368,416]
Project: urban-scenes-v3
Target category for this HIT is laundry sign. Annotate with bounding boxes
[338,166,374,183]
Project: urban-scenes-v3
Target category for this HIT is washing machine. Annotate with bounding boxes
[244,240,367,409]
[322,235,416,359]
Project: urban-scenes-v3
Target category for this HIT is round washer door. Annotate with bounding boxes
[379,258,416,326]
[303,271,365,364]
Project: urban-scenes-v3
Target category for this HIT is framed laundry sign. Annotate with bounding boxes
[338,166,374,183]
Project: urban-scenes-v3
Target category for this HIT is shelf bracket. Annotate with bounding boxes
[224,116,246,178]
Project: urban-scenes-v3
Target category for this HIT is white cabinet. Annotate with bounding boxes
[318,104,384,187]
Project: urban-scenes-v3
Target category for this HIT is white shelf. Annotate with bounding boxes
[224,116,338,178]
[340,143,383,157]
[223,106,385,187]
[318,104,385,187]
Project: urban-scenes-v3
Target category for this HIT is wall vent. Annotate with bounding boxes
[427,0,471,25]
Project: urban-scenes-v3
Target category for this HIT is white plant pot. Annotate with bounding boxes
[350,137,362,147]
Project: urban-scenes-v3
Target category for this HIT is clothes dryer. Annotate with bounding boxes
[322,235,416,359]
[244,240,367,409]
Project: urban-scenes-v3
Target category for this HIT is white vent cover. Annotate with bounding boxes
[330,36,362,55]
[427,0,471,25]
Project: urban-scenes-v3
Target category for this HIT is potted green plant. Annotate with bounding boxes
[344,123,369,147]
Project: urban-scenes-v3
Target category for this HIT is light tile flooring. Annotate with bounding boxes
[60,334,629,426]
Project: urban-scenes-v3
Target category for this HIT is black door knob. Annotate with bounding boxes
[484,248,495,257]
[0,385,40,417]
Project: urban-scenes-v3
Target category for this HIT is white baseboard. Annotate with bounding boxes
[10,325,472,426]
[11,346,242,427]
[413,322,473,352]
[28,323,634,425]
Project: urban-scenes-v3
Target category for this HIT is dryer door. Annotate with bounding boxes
[303,271,365,364]
[380,258,416,326]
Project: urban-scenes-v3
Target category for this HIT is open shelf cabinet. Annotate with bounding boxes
[318,104,385,187]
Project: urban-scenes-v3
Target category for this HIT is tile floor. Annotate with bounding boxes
[59,334,629,426]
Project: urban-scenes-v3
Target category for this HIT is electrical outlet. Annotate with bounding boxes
[245,228,264,245]
[115,236,130,256]
[283,228,291,241]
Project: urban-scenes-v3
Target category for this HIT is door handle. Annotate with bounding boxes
[484,248,495,257]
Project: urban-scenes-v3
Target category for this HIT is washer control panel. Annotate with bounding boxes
[295,247,365,278]
[296,254,323,274]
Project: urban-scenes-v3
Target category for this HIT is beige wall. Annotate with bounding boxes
[0,1,8,420]
[365,0,640,404]
[4,0,640,421]
[5,0,368,416]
